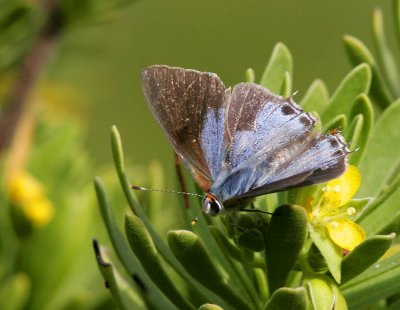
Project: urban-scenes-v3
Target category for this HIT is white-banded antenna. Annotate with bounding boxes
[130,185,204,199]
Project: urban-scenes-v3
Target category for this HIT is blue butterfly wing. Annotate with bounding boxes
[210,83,348,202]
[142,66,349,203]
[223,83,316,170]
[141,65,226,191]
[231,133,348,200]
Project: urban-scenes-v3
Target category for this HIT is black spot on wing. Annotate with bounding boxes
[281,103,296,115]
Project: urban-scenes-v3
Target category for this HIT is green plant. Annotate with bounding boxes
[93,2,400,309]
[0,117,115,310]
[0,1,136,308]
[93,46,400,310]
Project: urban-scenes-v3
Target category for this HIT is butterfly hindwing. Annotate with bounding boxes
[211,83,320,201]
[234,133,349,200]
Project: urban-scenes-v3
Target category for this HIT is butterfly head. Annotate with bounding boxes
[202,193,225,216]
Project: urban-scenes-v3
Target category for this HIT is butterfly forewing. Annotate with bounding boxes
[141,65,226,191]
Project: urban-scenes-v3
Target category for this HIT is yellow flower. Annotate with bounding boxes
[8,171,44,204]
[307,165,365,251]
[22,197,54,228]
[7,171,54,228]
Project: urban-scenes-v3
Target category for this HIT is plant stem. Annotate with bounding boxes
[0,0,63,152]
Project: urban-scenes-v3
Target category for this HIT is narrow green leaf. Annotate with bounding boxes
[263,287,307,310]
[198,304,224,310]
[280,71,292,97]
[321,63,371,123]
[322,114,347,132]
[178,177,261,308]
[309,225,342,283]
[110,126,228,306]
[93,179,179,309]
[357,166,400,228]
[345,114,363,157]
[348,94,374,165]
[265,193,279,212]
[342,252,400,309]
[168,230,253,310]
[395,0,400,53]
[209,226,264,268]
[341,234,395,283]
[372,8,400,96]
[343,35,375,66]
[111,125,126,173]
[305,275,335,310]
[125,214,196,310]
[260,43,293,93]
[264,205,308,293]
[94,177,144,276]
[307,243,329,273]
[357,99,400,198]
[343,35,392,108]
[332,285,348,310]
[377,210,400,236]
[359,186,400,236]
[245,68,255,83]
[93,240,152,310]
[209,226,243,262]
[254,268,269,301]
[300,79,329,115]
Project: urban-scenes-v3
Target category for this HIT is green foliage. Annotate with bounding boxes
[343,0,400,110]
[0,0,135,73]
[0,0,40,70]
[60,0,136,25]
[94,29,400,310]
[263,287,307,310]
[0,119,111,309]
[92,1,400,309]
[341,234,395,284]
[260,42,293,95]
[308,225,343,284]
[264,205,308,293]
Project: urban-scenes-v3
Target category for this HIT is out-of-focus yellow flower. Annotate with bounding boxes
[7,171,54,228]
[307,165,365,251]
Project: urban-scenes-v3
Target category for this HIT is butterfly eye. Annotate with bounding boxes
[202,196,224,216]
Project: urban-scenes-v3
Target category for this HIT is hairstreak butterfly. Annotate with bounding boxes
[141,65,349,216]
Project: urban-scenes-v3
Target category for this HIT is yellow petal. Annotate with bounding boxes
[323,165,361,208]
[23,198,54,227]
[326,219,365,251]
[7,171,44,204]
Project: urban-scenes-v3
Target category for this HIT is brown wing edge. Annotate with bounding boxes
[140,65,226,192]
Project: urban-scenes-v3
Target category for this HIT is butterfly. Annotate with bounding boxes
[141,65,349,216]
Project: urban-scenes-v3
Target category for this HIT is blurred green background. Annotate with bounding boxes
[48,0,392,180]
[1,1,399,309]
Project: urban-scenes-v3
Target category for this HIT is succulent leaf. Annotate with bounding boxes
[260,42,293,94]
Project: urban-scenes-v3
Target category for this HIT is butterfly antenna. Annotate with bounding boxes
[130,185,204,199]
